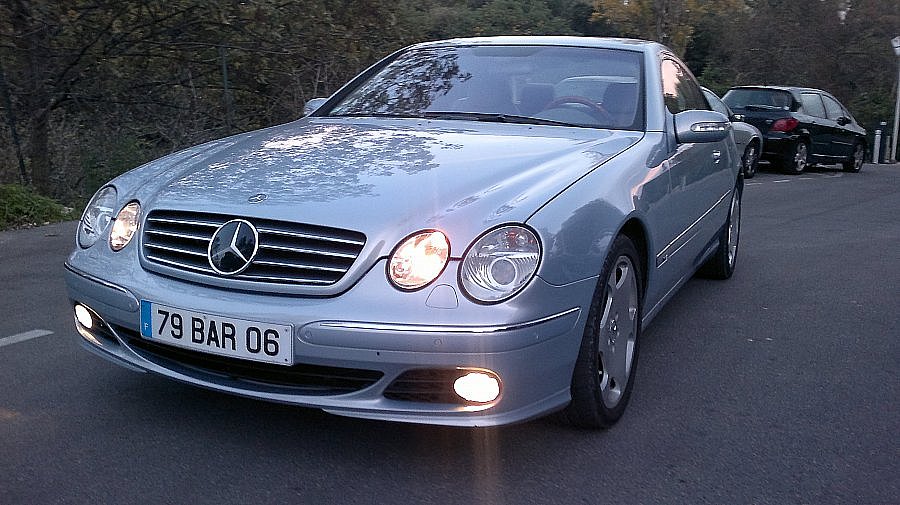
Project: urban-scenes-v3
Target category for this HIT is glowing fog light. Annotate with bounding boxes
[453,371,501,403]
[74,304,93,330]
[109,201,141,251]
[388,230,450,290]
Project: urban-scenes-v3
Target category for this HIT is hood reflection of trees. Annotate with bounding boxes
[167,123,462,202]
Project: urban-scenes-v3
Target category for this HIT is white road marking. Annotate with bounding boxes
[773,179,791,183]
[0,329,54,349]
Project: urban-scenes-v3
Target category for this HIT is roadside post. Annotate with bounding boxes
[873,129,882,164]
[891,36,900,162]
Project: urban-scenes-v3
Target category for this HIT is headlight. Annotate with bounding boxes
[388,230,450,290]
[109,201,141,251]
[78,186,117,248]
[460,225,541,303]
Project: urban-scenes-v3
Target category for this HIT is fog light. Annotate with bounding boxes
[74,304,93,330]
[453,371,500,403]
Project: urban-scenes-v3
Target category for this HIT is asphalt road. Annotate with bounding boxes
[1,163,898,505]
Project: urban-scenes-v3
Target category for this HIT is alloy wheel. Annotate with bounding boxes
[727,191,741,267]
[793,143,808,172]
[743,145,758,176]
[597,255,639,409]
[853,145,864,170]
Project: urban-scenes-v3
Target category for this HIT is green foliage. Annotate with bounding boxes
[0,0,897,217]
[697,65,737,97]
[79,136,155,200]
[593,0,748,56]
[0,184,77,230]
[471,0,578,36]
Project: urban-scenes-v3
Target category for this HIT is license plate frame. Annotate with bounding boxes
[139,300,293,366]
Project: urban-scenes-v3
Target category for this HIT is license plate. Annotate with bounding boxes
[140,301,293,365]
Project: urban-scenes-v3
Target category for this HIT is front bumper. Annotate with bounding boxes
[65,253,592,427]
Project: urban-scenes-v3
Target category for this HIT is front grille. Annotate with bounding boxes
[124,331,383,395]
[384,369,468,404]
[142,210,366,286]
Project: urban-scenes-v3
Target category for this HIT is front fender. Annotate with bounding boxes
[527,134,666,287]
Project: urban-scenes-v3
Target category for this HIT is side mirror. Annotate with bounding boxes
[303,97,329,116]
[732,113,745,122]
[674,110,730,144]
[836,116,850,126]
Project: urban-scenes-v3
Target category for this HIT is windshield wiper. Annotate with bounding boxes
[421,111,584,127]
[325,112,422,119]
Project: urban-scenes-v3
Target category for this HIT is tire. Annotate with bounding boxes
[842,142,864,173]
[742,140,760,179]
[561,235,643,429]
[698,182,742,280]
[779,140,809,174]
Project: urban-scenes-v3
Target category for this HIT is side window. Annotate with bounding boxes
[800,93,827,118]
[661,59,707,114]
[704,91,731,117]
[821,95,845,120]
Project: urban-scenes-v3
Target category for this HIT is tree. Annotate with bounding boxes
[592,0,747,56]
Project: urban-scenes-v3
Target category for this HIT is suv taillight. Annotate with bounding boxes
[770,118,799,132]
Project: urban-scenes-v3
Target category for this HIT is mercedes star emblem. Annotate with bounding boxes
[208,219,259,275]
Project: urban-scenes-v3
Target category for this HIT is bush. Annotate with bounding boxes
[0,184,78,230]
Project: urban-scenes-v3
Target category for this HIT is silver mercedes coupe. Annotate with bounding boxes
[66,37,742,428]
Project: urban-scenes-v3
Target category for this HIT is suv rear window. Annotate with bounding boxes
[723,89,796,111]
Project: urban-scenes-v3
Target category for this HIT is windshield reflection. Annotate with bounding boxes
[328,45,645,131]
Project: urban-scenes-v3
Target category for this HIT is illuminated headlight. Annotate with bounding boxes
[78,186,117,248]
[109,201,141,251]
[388,230,450,290]
[460,225,541,303]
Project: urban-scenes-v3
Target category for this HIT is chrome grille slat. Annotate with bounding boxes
[145,229,211,242]
[142,210,366,287]
[258,243,357,259]
[146,254,215,274]
[253,260,346,272]
[145,243,208,257]
[257,227,366,246]
[238,274,333,284]
[147,217,220,228]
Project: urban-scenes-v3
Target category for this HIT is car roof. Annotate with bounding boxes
[409,36,666,53]
[727,85,832,96]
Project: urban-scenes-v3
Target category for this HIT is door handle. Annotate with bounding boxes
[712,150,722,164]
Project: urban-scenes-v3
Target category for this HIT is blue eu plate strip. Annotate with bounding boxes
[140,300,152,337]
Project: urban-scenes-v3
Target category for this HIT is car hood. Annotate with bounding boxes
[119,117,641,250]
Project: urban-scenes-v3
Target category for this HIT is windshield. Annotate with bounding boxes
[723,88,797,111]
[325,45,645,130]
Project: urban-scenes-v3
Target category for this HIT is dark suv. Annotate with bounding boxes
[723,86,866,174]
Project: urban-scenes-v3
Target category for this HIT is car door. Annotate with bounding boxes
[821,93,856,158]
[655,58,733,289]
[799,92,834,158]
